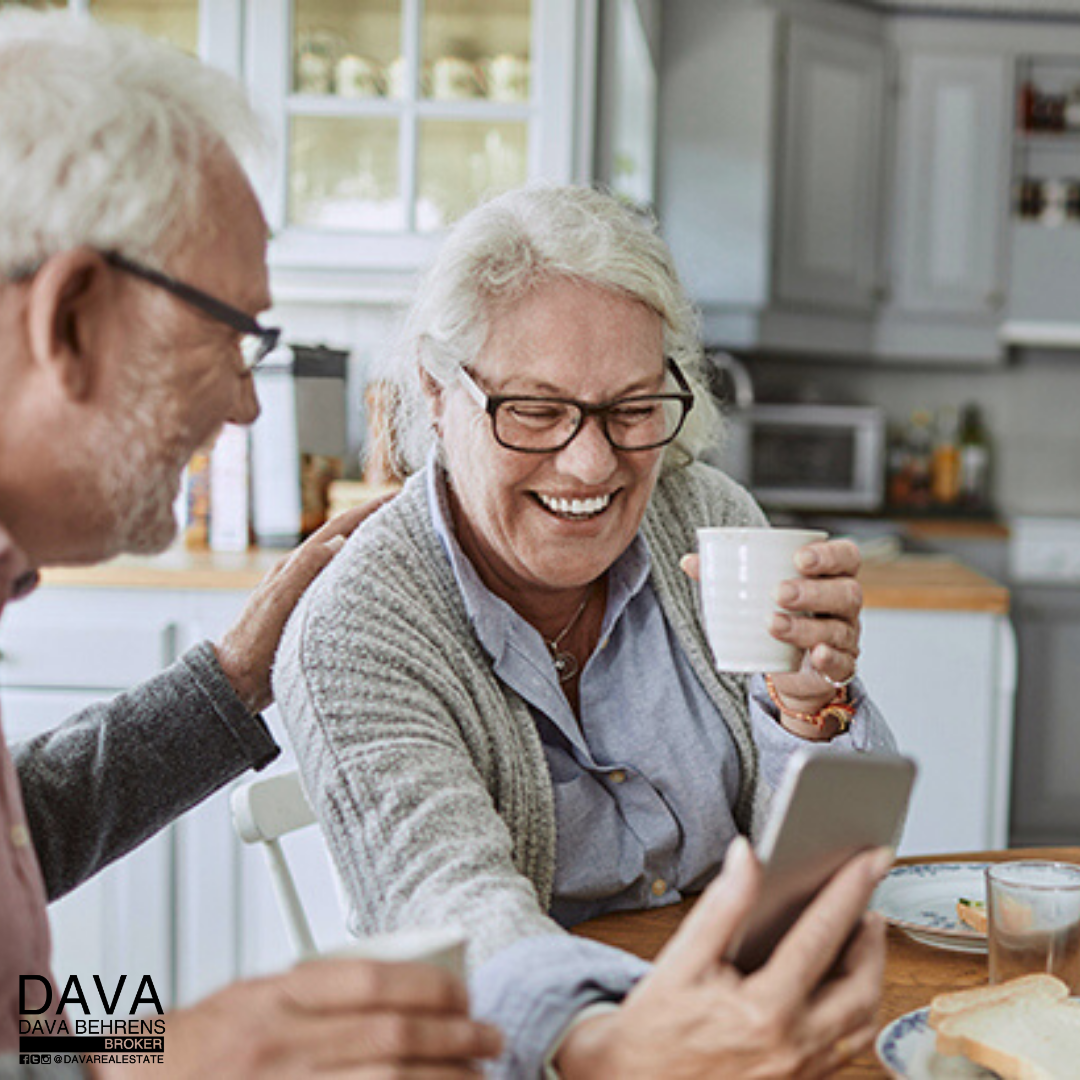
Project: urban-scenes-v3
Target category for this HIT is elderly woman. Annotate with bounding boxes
[275,185,897,1078]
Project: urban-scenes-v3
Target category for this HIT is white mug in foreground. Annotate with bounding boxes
[697,527,827,673]
[320,927,466,980]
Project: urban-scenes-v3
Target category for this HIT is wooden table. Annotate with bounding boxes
[573,848,1080,1076]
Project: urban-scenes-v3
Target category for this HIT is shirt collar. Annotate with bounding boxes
[425,451,653,665]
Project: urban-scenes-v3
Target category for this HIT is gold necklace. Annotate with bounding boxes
[545,585,593,683]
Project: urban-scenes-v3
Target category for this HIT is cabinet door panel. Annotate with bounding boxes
[775,20,885,312]
[0,620,172,691]
[1010,588,1080,845]
[892,53,1011,315]
[859,610,1014,855]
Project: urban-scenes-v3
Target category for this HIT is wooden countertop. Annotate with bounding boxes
[40,547,282,591]
[40,549,1010,614]
[859,555,1009,615]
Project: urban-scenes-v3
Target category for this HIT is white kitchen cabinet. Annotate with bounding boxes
[888,53,1011,320]
[248,0,595,289]
[0,591,178,1019]
[0,581,348,1010]
[773,19,885,313]
[875,48,1013,363]
[50,0,600,294]
[658,0,888,355]
[859,607,1017,856]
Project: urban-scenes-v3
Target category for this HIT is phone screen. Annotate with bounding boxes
[726,751,917,974]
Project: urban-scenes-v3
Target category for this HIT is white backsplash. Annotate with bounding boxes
[747,352,1080,519]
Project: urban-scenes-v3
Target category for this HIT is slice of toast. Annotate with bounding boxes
[956,898,988,935]
[929,973,1068,1031]
[932,975,1080,1078]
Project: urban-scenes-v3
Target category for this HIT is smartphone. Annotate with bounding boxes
[726,750,917,974]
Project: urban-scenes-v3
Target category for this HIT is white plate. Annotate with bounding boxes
[875,1008,997,1078]
[871,863,990,953]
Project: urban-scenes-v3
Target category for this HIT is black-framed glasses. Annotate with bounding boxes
[103,251,281,372]
[457,356,696,453]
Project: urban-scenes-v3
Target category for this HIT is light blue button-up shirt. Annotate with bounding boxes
[426,465,887,1076]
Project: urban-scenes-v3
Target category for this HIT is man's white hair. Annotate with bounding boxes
[0,8,265,277]
[391,183,720,474]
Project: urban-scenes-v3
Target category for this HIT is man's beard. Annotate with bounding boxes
[81,350,214,559]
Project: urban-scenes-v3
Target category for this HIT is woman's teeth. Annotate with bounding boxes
[537,493,612,518]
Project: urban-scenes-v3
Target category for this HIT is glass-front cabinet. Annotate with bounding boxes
[249,0,589,280]
[26,0,592,282]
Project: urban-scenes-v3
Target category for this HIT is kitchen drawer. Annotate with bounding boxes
[0,688,114,745]
[0,617,175,690]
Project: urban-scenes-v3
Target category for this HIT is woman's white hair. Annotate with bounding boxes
[0,8,265,278]
[391,183,720,474]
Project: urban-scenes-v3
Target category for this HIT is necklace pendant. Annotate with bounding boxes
[551,649,578,683]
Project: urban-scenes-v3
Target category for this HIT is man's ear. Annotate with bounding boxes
[26,248,112,401]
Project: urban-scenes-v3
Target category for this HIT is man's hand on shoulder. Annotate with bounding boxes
[215,496,393,713]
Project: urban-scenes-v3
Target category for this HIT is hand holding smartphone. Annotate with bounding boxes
[726,750,917,974]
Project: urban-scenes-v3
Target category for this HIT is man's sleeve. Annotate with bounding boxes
[13,641,278,901]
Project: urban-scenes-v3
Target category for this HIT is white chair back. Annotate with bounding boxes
[230,770,319,960]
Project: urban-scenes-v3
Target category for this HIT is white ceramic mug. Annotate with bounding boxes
[320,927,466,979]
[335,54,384,98]
[296,49,333,95]
[697,527,827,673]
[387,55,408,99]
[484,54,530,102]
[432,55,482,100]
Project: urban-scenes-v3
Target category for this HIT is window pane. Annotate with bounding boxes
[289,116,403,232]
[89,0,199,55]
[417,120,527,231]
[422,0,530,103]
[293,0,401,98]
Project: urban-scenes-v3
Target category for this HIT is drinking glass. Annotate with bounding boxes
[986,861,1080,992]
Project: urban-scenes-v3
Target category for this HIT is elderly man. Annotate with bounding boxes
[0,9,499,1078]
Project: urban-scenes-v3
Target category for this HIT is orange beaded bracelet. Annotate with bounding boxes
[764,674,856,734]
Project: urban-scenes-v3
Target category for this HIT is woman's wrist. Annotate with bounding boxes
[555,1011,621,1079]
[765,675,855,741]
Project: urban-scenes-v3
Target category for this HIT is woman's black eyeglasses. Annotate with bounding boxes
[457,357,696,453]
[103,251,280,371]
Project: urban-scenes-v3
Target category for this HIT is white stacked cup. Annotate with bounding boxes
[697,527,827,673]
[320,927,466,978]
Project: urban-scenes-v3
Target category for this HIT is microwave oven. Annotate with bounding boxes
[720,403,886,512]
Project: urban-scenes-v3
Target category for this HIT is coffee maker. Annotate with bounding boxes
[250,343,349,546]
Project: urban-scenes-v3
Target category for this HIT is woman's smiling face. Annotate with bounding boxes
[434,277,668,603]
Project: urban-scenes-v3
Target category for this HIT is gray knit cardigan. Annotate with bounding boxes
[274,461,773,970]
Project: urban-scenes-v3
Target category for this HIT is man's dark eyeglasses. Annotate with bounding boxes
[103,251,280,372]
[457,357,696,453]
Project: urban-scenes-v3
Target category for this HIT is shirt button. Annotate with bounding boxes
[651,878,667,897]
[609,769,627,785]
[10,823,30,848]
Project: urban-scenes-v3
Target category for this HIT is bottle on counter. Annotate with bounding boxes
[931,406,961,507]
[905,410,934,509]
[183,444,212,550]
[959,403,992,511]
[209,424,251,553]
[885,423,912,509]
